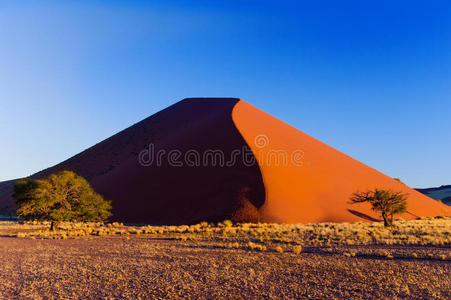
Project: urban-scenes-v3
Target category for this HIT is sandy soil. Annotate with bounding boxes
[0,234,449,299]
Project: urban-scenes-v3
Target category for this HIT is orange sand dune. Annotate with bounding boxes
[0,98,448,223]
[1,98,265,224]
[232,100,449,223]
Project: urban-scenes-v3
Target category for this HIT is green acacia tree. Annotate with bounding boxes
[349,189,407,226]
[13,170,112,230]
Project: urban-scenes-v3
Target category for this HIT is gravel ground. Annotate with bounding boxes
[0,235,449,299]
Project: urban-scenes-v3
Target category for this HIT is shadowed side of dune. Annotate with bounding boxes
[6,98,265,224]
[90,98,266,224]
[0,180,17,216]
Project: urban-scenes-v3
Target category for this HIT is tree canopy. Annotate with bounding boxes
[14,170,112,229]
[349,188,407,226]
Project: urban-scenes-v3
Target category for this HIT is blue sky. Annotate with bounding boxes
[0,0,450,187]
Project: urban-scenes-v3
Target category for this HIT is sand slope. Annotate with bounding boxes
[232,100,449,223]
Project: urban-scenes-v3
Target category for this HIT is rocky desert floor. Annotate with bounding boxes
[0,219,450,299]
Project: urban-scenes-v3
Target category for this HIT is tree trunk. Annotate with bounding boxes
[50,221,58,231]
[382,213,390,227]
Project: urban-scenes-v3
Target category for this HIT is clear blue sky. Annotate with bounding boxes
[0,1,450,188]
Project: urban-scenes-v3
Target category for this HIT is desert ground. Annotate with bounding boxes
[0,218,450,299]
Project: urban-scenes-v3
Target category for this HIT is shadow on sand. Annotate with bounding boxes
[347,209,380,222]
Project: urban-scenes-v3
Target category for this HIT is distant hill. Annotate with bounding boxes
[416,185,451,205]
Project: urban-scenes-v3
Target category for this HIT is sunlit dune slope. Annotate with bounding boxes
[232,100,449,223]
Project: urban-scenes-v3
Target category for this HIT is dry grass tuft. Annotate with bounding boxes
[275,246,284,253]
[293,246,302,254]
[9,217,451,252]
